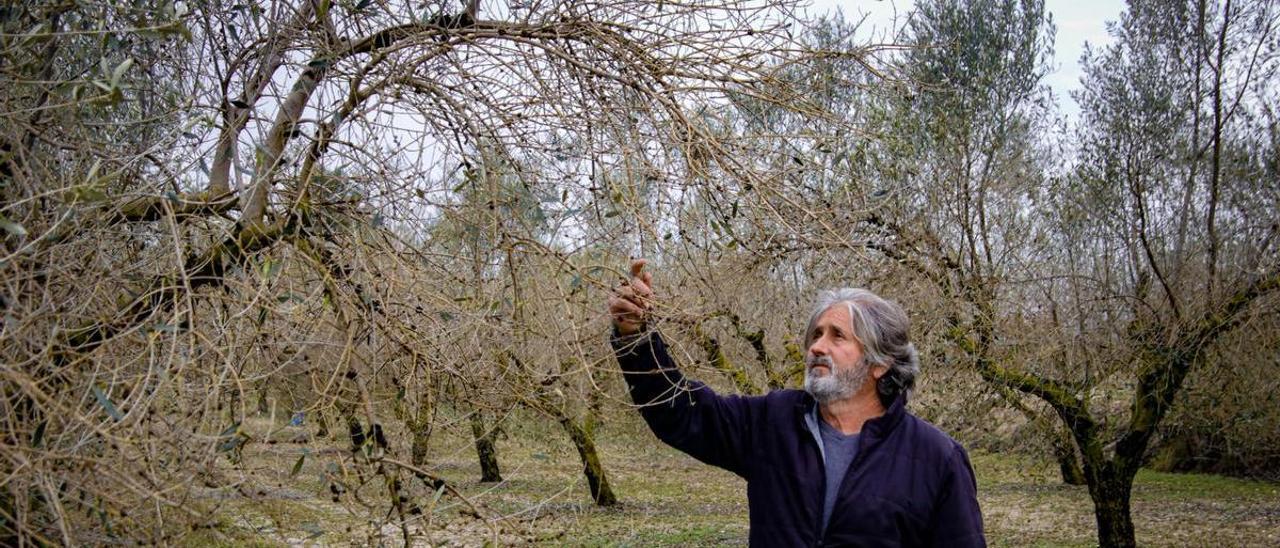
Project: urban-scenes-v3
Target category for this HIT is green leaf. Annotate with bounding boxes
[0,215,27,237]
[216,423,246,453]
[261,258,282,277]
[110,58,133,87]
[290,453,306,477]
[92,386,123,421]
[86,159,102,181]
[97,507,111,533]
[76,188,109,202]
[217,435,244,453]
[159,22,193,42]
[300,521,324,539]
[32,420,46,447]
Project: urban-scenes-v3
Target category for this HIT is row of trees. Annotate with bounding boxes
[1,0,1275,545]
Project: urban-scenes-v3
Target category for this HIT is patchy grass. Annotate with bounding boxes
[962,450,1279,547]
[190,411,1279,546]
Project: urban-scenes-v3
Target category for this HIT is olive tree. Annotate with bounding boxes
[0,0,821,543]
[856,1,1278,546]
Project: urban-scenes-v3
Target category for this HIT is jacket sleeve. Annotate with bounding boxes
[927,444,986,547]
[612,329,754,479]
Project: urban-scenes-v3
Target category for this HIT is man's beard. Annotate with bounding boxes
[803,355,871,405]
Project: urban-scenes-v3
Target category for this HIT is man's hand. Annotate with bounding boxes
[609,258,654,336]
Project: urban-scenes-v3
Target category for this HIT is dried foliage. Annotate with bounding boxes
[1,0,1277,545]
[0,0,847,543]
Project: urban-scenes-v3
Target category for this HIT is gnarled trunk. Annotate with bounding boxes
[1085,471,1136,548]
[469,412,502,483]
[409,393,434,467]
[560,415,617,506]
[1052,429,1086,486]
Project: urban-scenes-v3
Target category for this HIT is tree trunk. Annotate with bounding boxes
[560,415,618,506]
[256,386,270,416]
[227,389,241,424]
[1089,474,1136,548]
[469,412,502,483]
[345,413,365,453]
[315,411,330,438]
[1052,430,1086,486]
[409,391,434,467]
[1076,435,1137,548]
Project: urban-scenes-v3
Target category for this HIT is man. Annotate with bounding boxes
[609,259,985,546]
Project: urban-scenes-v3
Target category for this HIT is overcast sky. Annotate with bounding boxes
[803,0,1127,122]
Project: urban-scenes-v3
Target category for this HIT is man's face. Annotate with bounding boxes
[804,304,877,403]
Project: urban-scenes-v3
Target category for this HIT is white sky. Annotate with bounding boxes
[804,0,1127,122]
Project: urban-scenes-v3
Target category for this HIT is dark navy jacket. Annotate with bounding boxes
[614,331,985,547]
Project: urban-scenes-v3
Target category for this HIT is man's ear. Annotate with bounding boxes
[871,363,889,380]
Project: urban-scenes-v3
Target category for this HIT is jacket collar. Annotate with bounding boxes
[795,391,909,441]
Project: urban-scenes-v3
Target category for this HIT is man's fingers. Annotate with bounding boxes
[615,283,649,309]
[609,296,647,328]
[630,258,654,292]
[609,295,643,316]
[611,259,653,334]
[629,278,652,299]
[629,258,647,279]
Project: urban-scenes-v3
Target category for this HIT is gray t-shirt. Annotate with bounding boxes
[819,417,861,532]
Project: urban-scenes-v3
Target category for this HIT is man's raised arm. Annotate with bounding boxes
[608,259,755,477]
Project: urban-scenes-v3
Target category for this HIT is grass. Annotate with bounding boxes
[186,412,1280,546]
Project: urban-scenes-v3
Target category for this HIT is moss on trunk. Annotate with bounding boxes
[560,416,617,506]
[469,412,502,483]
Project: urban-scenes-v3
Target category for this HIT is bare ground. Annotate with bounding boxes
[182,413,1280,547]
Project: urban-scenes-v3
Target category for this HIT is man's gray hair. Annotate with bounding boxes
[802,288,920,406]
